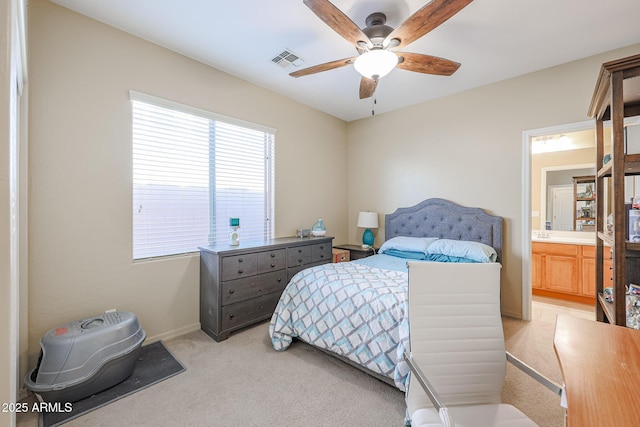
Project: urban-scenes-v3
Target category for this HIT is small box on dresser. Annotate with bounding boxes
[199,236,333,342]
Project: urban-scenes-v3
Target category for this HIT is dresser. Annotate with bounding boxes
[199,236,333,341]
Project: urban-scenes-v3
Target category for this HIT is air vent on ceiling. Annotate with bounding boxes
[271,48,304,69]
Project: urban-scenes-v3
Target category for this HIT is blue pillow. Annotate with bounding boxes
[426,239,497,263]
[383,249,428,260]
[378,236,438,255]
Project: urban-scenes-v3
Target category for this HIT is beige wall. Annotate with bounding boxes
[347,43,640,318]
[26,0,348,365]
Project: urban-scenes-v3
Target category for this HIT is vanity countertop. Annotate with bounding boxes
[532,231,596,246]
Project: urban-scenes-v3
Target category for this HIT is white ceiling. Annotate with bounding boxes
[49,0,640,122]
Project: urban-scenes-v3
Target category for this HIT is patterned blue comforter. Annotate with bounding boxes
[269,261,410,391]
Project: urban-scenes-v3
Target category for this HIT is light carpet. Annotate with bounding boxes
[18,316,565,427]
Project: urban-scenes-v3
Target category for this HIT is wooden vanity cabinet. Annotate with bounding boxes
[532,242,579,294]
[532,241,604,304]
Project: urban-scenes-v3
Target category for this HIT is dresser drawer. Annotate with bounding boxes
[221,253,257,281]
[257,249,286,274]
[220,292,281,331]
[287,245,312,266]
[312,242,332,263]
[221,270,287,306]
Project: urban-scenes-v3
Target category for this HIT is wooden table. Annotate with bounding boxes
[554,314,640,426]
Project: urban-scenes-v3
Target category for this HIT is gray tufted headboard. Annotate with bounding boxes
[385,198,503,262]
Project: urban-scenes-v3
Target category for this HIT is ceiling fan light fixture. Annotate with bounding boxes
[353,49,398,80]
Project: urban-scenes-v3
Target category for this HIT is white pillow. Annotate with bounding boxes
[426,239,497,263]
[378,236,438,255]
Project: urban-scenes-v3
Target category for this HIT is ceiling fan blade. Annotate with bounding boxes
[384,0,473,50]
[396,52,460,76]
[303,0,371,48]
[359,77,378,99]
[289,57,356,77]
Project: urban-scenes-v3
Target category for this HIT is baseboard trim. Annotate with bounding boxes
[501,309,522,319]
[145,322,201,344]
[532,289,595,306]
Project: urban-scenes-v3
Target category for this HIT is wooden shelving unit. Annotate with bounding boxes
[589,53,640,326]
[573,175,595,231]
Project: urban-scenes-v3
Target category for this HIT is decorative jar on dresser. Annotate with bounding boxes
[199,236,333,341]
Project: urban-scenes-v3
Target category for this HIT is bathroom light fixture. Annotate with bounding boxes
[532,134,575,154]
[353,49,398,80]
[357,211,379,248]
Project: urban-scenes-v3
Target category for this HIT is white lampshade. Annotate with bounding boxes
[357,211,379,229]
[353,49,398,80]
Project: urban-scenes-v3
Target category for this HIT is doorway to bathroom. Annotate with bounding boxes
[522,120,596,320]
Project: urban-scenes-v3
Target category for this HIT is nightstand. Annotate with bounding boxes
[333,244,377,261]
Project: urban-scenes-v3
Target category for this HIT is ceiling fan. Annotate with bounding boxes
[290,0,473,99]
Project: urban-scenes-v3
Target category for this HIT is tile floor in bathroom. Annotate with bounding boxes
[531,295,595,324]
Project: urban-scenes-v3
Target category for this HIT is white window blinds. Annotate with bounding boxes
[131,92,275,260]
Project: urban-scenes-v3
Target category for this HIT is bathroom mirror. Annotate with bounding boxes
[531,129,597,233]
[541,166,596,231]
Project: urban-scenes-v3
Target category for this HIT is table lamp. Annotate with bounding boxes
[357,211,378,248]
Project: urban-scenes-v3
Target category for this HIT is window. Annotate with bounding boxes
[131,91,275,260]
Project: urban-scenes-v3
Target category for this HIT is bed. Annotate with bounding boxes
[268,198,503,391]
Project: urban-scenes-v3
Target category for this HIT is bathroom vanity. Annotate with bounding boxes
[532,232,611,304]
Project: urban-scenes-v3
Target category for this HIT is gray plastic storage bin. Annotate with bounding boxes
[24,311,146,403]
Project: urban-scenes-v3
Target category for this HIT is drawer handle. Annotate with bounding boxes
[258,288,262,293]
[238,269,243,274]
[297,258,302,263]
[229,289,235,294]
[238,258,243,263]
[271,263,276,268]
[320,254,324,259]
[229,313,234,319]
[298,249,302,253]
[270,253,275,258]
[277,278,282,282]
